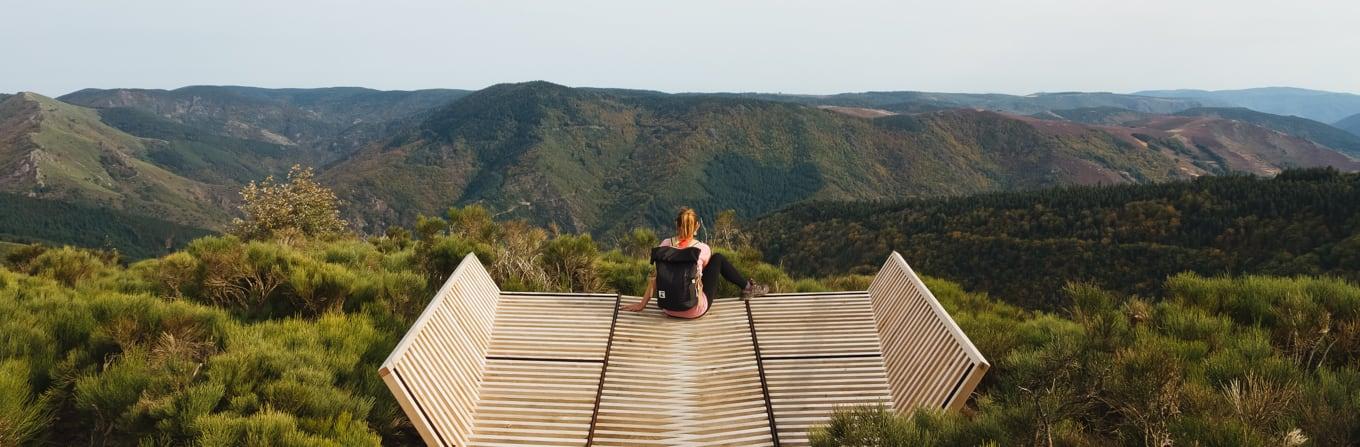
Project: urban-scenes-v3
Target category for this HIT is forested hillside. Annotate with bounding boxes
[59,86,470,154]
[326,81,1352,236]
[95,107,313,186]
[6,82,1360,258]
[1037,106,1360,159]
[1173,107,1360,157]
[0,194,211,259]
[753,168,1360,310]
[0,93,230,227]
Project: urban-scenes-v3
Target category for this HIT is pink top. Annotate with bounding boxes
[658,237,711,318]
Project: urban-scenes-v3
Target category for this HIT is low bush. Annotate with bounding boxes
[813,274,1360,446]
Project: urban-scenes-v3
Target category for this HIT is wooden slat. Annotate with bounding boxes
[763,357,895,447]
[867,251,989,412]
[748,292,882,358]
[591,299,775,447]
[469,359,602,447]
[380,254,501,447]
[488,293,614,361]
[748,290,896,446]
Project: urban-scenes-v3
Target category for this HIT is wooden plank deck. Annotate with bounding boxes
[763,357,894,447]
[592,299,774,447]
[748,292,894,446]
[381,252,989,446]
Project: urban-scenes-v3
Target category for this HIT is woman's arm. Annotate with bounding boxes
[621,270,656,312]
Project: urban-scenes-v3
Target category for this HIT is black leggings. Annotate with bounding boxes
[702,253,747,303]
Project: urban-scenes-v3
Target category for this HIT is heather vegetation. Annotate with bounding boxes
[3,170,1360,445]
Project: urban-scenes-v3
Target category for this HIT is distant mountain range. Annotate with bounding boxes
[1136,87,1360,124]
[1032,106,1360,158]
[1336,112,1360,137]
[2,82,1360,255]
[714,90,1216,115]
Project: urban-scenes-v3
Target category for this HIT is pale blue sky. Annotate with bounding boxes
[2,0,1357,96]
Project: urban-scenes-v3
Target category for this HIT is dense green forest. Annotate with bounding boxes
[0,194,212,259]
[754,168,1360,310]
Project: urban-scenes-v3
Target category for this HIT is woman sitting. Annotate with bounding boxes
[620,207,768,318]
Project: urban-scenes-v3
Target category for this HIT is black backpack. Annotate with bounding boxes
[650,245,702,311]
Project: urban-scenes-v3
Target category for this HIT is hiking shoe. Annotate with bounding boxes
[742,280,769,300]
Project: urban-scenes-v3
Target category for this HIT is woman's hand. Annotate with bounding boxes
[620,301,647,312]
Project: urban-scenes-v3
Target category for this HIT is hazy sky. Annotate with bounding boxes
[3,0,1357,97]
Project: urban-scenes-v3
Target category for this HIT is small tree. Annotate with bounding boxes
[619,227,659,260]
[231,166,348,241]
[710,209,751,250]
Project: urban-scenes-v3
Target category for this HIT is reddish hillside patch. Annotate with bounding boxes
[817,105,897,118]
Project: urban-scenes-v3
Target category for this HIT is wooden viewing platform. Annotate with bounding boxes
[379,252,989,447]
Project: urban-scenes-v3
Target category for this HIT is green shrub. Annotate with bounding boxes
[0,359,53,446]
[418,234,495,287]
[541,234,601,292]
[185,237,289,314]
[448,205,499,243]
[617,227,659,259]
[3,243,48,269]
[598,250,650,295]
[288,260,356,315]
[348,270,427,319]
[489,220,553,292]
[195,409,377,447]
[811,405,1001,447]
[132,251,200,299]
[25,246,107,286]
[73,348,156,440]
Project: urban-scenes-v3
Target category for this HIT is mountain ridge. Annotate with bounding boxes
[4,82,1360,247]
[59,85,471,155]
[0,92,230,227]
[323,81,1359,236]
[1032,106,1360,159]
[1336,112,1360,137]
[1136,87,1360,123]
[707,90,1215,115]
